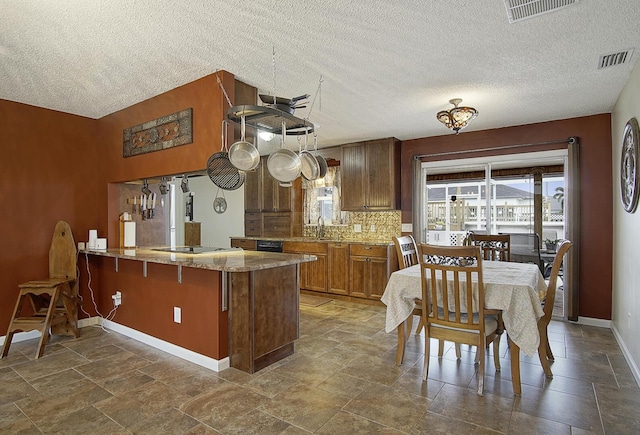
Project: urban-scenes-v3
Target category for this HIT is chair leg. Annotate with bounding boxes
[438,340,445,357]
[477,341,485,396]
[423,330,431,381]
[1,292,28,359]
[395,322,407,365]
[35,288,60,359]
[493,336,501,371]
[455,344,461,359]
[415,318,424,334]
[537,322,553,377]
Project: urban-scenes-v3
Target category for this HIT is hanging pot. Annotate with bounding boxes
[228,115,260,171]
[267,121,302,186]
[313,132,328,178]
[299,131,320,181]
[207,120,245,190]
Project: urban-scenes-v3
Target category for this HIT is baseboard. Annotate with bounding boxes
[1,317,230,372]
[611,323,640,388]
[101,319,229,372]
[575,316,612,328]
[0,330,41,346]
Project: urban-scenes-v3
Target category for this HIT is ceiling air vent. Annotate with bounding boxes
[598,49,635,69]
[504,0,580,23]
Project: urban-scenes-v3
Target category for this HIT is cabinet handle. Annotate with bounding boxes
[364,246,372,250]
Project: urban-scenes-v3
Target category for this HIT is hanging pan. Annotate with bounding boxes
[229,115,260,171]
[207,120,245,190]
[267,121,302,186]
[313,132,328,179]
[299,131,320,181]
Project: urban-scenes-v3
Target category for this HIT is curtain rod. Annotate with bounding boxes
[413,137,578,160]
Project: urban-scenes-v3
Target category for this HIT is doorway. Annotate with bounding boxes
[418,149,569,320]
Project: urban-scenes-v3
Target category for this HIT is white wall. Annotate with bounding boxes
[189,175,244,248]
[611,57,640,382]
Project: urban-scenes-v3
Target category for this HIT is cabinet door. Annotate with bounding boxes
[367,257,389,299]
[349,256,369,298]
[340,143,366,211]
[303,254,327,292]
[262,167,278,211]
[328,243,349,295]
[244,164,262,212]
[365,139,398,210]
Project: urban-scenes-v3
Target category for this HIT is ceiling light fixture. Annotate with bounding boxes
[436,98,478,134]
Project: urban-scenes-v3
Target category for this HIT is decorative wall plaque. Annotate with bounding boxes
[620,117,639,213]
[123,108,193,157]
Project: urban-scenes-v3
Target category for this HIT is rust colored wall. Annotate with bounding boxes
[401,114,613,319]
[1,71,234,359]
[81,256,228,359]
[0,100,101,332]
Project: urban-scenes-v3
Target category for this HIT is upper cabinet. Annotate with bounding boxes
[244,156,302,237]
[341,137,401,211]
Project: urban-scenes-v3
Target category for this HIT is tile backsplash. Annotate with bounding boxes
[303,210,401,242]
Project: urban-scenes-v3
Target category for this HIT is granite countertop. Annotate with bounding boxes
[232,236,394,246]
[81,248,316,273]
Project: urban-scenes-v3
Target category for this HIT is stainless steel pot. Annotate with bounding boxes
[313,133,328,178]
[229,115,260,171]
[300,132,320,181]
[267,121,302,186]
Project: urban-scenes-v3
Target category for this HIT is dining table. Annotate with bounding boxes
[381,260,547,395]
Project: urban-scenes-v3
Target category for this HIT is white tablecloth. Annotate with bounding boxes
[381,261,546,357]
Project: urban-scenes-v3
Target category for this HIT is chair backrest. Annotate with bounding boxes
[502,232,544,273]
[49,221,77,280]
[470,234,510,262]
[417,244,485,332]
[393,235,419,269]
[541,240,572,321]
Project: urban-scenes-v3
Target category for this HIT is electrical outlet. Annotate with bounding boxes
[354,224,362,233]
[174,307,182,324]
[112,291,122,307]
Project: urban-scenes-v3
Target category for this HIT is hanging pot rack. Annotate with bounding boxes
[226,104,314,136]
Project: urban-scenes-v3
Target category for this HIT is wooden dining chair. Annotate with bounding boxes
[393,235,461,365]
[469,234,511,262]
[417,243,501,396]
[538,239,572,377]
[1,221,80,359]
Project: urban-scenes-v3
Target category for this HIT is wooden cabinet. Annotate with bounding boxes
[243,156,302,237]
[328,242,349,295]
[233,238,396,301]
[341,137,400,211]
[349,244,393,299]
[284,241,327,292]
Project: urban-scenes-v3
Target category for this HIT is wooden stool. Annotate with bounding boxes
[1,221,80,359]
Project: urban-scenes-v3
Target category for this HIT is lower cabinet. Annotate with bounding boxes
[283,241,327,293]
[349,244,392,299]
[234,238,396,301]
[328,243,349,295]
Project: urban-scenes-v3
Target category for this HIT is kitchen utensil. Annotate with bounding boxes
[267,121,302,186]
[229,115,260,171]
[299,132,320,181]
[213,188,227,214]
[207,120,245,190]
[313,132,328,178]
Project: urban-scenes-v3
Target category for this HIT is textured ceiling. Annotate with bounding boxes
[1,1,639,147]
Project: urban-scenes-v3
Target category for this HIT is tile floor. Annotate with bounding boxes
[1,299,639,434]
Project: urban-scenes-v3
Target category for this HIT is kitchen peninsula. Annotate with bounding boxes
[81,247,316,374]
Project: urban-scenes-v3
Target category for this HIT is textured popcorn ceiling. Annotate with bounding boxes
[1,1,639,147]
